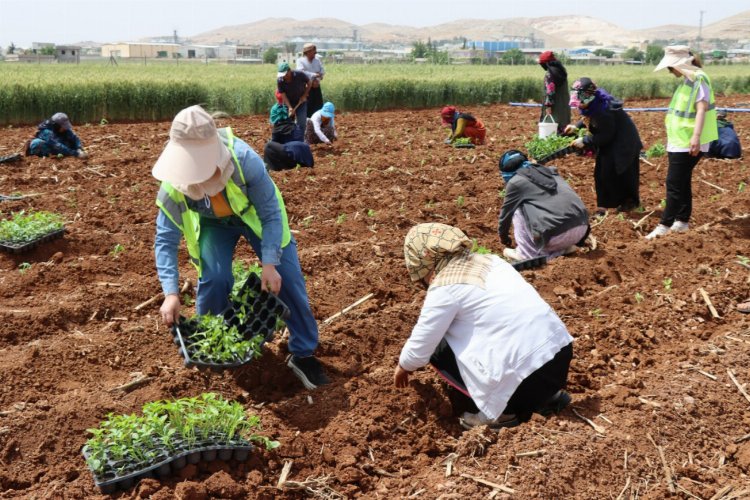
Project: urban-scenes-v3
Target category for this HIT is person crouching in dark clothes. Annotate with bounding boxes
[269,103,304,144]
[566,78,643,214]
[263,141,314,171]
[27,112,88,158]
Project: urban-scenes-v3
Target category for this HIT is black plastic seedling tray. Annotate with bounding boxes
[0,228,65,253]
[511,255,547,271]
[172,273,290,370]
[83,441,254,494]
[453,142,475,149]
[0,153,22,164]
[536,146,576,165]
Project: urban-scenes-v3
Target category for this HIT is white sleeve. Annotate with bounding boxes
[317,57,325,80]
[399,287,459,372]
[296,58,315,80]
[312,112,329,143]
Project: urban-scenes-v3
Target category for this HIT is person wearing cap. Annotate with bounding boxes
[538,51,570,134]
[497,150,590,262]
[565,77,643,214]
[269,103,304,144]
[26,112,88,159]
[277,61,312,128]
[305,102,337,146]
[394,222,574,429]
[440,106,486,145]
[707,112,741,159]
[296,43,325,116]
[646,46,719,240]
[153,105,329,389]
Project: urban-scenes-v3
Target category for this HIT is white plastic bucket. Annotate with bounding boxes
[538,115,557,138]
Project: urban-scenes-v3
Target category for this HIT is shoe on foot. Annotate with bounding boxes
[670,220,689,233]
[645,224,670,240]
[737,300,750,314]
[535,390,572,416]
[503,247,522,262]
[561,245,577,256]
[459,411,519,430]
[286,355,330,389]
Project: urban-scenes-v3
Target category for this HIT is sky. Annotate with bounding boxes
[0,0,745,48]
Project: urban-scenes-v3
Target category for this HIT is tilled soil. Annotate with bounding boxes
[0,98,749,499]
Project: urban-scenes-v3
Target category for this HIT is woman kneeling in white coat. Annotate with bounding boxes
[394,223,574,429]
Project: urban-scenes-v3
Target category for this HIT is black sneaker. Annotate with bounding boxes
[535,390,572,416]
[286,355,330,389]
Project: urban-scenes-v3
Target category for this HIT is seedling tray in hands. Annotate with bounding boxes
[536,146,577,165]
[83,441,254,494]
[172,273,290,371]
[0,228,65,253]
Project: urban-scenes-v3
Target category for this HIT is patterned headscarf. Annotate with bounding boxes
[404,223,492,289]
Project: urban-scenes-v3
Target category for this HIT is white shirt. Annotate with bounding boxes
[308,110,337,143]
[399,256,573,419]
[296,55,325,82]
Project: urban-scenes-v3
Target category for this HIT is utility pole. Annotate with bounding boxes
[697,10,705,52]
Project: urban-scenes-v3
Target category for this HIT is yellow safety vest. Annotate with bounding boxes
[155,127,291,276]
[665,70,718,148]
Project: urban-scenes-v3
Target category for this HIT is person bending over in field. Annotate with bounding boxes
[153,105,329,390]
[565,77,643,215]
[440,106,486,145]
[497,150,590,262]
[26,112,88,159]
[394,223,574,429]
[305,102,337,147]
[263,140,314,171]
[277,61,312,128]
[269,103,304,144]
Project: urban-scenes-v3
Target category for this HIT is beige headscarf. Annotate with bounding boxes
[403,223,493,289]
[654,45,700,81]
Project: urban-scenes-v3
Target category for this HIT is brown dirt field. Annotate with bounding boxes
[0,97,749,499]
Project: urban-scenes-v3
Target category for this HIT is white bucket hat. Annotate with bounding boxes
[654,45,696,74]
[152,105,230,185]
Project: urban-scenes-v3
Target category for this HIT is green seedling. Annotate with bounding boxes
[659,199,667,209]
[498,189,506,199]
[634,292,644,304]
[110,243,125,257]
[739,181,746,193]
[524,134,576,160]
[645,143,666,158]
[617,213,625,221]
[18,262,31,273]
[0,210,64,244]
[663,278,673,292]
[633,206,646,214]
[589,308,603,318]
[336,213,347,224]
[366,209,376,217]
[710,194,721,202]
[188,314,263,363]
[456,195,465,207]
[471,239,492,255]
[182,293,194,306]
[100,118,108,125]
[737,255,750,266]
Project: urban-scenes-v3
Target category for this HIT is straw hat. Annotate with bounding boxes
[654,45,695,73]
[302,43,316,54]
[152,105,230,185]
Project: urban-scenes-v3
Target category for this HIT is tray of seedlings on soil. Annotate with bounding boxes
[0,210,65,253]
[526,130,587,165]
[82,392,280,494]
[172,262,290,371]
[452,137,476,149]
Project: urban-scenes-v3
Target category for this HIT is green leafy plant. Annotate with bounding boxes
[452,137,472,146]
[85,393,279,478]
[471,239,492,255]
[589,308,603,318]
[366,209,376,217]
[110,243,125,257]
[739,181,746,193]
[737,255,750,266]
[498,189,506,199]
[182,293,194,306]
[524,134,575,160]
[634,292,644,304]
[336,213,347,224]
[660,199,667,209]
[455,195,465,207]
[188,314,263,363]
[0,210,64,244]
[18,262,31,273]
[645,143,666,158]
[663,278,673,292]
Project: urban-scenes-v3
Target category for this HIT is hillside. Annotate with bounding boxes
[189,11,750,48]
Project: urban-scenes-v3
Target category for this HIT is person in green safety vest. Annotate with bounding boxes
[152,105,329,389]
[646,46,718,240]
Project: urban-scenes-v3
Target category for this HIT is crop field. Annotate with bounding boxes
[1,61,749,124]
[0,91,749,498]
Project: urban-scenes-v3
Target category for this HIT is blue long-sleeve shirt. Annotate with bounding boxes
[154,138,284,295]
[30,122,82,157]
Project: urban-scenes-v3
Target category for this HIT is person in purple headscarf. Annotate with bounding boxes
[565,78,643,215]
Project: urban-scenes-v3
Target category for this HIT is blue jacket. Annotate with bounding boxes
[28,120,82,157]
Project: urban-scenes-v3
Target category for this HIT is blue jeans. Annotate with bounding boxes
[196,217,318,357]
[293,101,308,128]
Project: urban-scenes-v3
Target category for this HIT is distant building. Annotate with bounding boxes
[55,45,81,63]
[101,42,180,59]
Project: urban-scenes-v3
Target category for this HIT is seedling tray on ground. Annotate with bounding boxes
[0,228,65,253]
[453,143,475,149]
[172,273,290,370]
[83,441,254,494]
[0,153,22,164]
[511,256,547,271]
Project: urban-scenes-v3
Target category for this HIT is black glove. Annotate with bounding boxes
[500,234,512,247]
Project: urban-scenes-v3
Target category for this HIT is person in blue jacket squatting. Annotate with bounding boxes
[152,105,329,389]
[26,112,88,159]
